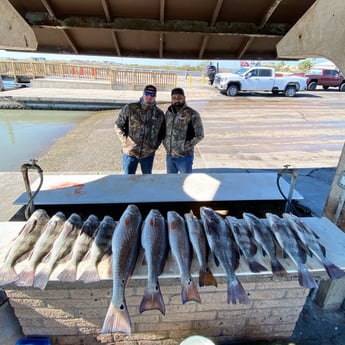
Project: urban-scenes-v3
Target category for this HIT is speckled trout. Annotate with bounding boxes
[184,210,217,287]
[200,206,249,304]
[0,209,50,286]
[167,210,201,304]
[266,212,318,289]
[139,209,168,315]
[226,215,268,273]
[57,214,100,282]
[102,204,142,336]
[79,215,116,283]
[34,213,83,290]
[283,212,345,280]
[17,211,66,287]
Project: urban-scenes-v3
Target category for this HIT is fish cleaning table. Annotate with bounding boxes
[0,216,345,344]
[14,172,303,205]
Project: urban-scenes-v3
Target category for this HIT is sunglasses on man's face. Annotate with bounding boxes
[144,91,156,97]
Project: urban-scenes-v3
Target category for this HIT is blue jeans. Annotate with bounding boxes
[122,153,155,174]
[166,154,194,174]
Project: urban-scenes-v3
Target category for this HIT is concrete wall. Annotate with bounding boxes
[6,277,309,345]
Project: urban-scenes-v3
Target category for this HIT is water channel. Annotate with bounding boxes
[0,109,95,171]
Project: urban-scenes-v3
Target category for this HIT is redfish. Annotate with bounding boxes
[184,210,217,287]
[102,204,142,336]
[167,210,201,304]
[139,209,168,315]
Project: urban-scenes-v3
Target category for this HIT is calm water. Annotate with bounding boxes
[0,109,95,171]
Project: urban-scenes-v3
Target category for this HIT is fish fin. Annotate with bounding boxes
[139,287,166,315]
[101,303,131,336]
[271,259,288,277]
[228,277,249,305]
[319,243,327,257]
[0,267,19,285]
[16,269,35,287]
[213,254,220,267]
[56,266,77,282]
[78,266,100,283]
[298,265,318,289]
[33,268,50,290]
[181,278,201,304]
[199,267,217,287]
[324,262,345,280]
[248,259,268,273]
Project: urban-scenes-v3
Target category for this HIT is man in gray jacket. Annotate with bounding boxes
[163,87,204,173]
[115,85,165,174]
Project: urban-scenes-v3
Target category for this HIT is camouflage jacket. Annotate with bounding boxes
[163,103,204,158]
[115,100,165,159]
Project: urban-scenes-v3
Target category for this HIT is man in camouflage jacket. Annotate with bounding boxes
[115,85,165,174]
[163,87,204,173]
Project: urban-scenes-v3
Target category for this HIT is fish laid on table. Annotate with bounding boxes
[57,214,100,282]
[102,204,142,336]
[243,212,287,277]
[283,213,345,280]
[34,213,83,290]
[184,210,217,287]
[200,206,249,304]
[167,210,201,305]
[17,212,66,287]
[266,213,318,289]
[0,209,50,286]
[139,209,168,315]
[226,215,268,273]
[78,215,116,283]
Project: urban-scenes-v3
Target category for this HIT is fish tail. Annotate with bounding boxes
[199,268,218,287]
[228,277,249,305]
[0,267,19,286]
[33,269,50,290]
[101,303,131,336]
[181,279,201,304]
[139,287,166,315]
[248,259,268,273]
[271,259,288,277]
[16,269,35,287]
[78,267,100,283]
[324,262,345,280]
[298,265,318,289]
[57,266,77,282]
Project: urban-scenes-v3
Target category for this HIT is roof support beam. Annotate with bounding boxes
[276,0,345,74]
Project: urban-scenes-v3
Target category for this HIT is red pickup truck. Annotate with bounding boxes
[305,68,345,91]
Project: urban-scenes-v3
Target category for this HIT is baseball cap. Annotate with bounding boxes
[144,85,157,93]
[171,87,185,96]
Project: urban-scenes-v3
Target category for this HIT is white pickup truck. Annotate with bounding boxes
[214,67,307,97]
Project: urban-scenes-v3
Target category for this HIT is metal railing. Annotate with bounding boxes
[0,60,177,88]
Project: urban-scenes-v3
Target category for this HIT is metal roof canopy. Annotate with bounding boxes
[3,0,317,61]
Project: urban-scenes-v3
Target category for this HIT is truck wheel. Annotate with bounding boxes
[227,84,239,96]
[272,89,279,95]
[285,85,296,97]
[308,81,317,91]
[339,83,345,92]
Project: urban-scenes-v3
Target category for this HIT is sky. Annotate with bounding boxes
[0,49,330,70]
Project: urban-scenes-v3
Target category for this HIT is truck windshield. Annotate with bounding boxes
[234,67,249,75]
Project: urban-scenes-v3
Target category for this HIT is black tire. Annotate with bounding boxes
[339,83,345,92]
[227,84,239,97]
[272,89,279,95]
[308,81,317,91]
[284,85,296,97]
[322,86,329,90]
